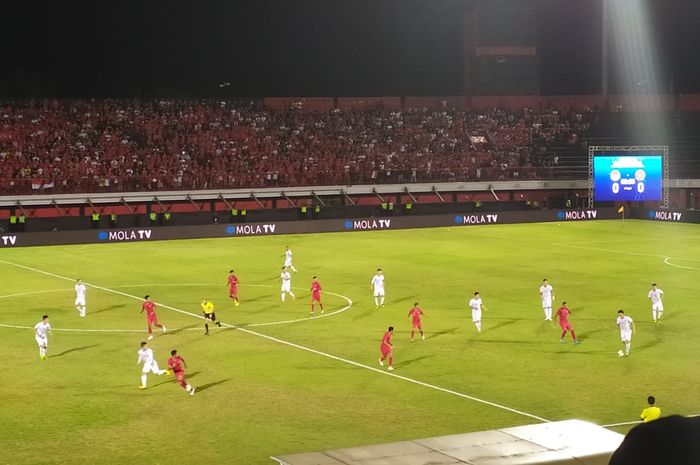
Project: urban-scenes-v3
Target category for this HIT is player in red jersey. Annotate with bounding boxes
[310,276,323,315]
[167,349,195,395]
[141,295,166,340]
[378,326,395,371]
[554,301,581,344]
[408,303,425,341]
[227,270,240,306]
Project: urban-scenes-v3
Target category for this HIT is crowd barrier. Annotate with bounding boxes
[0,208,622,248]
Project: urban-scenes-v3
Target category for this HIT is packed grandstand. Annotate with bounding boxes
[0,100,591,194]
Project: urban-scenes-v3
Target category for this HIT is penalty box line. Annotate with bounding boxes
[0,258,550,424]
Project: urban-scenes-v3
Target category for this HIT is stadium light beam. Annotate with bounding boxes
[605,0,670,144]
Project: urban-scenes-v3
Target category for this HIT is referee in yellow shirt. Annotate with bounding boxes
[640,395,661,422]
[201,298,221,335]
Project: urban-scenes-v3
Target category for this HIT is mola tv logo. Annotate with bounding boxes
[453,214,499,225]
[98,229,153,242]
[0,235,17,247]
[557,210,598,221]
[343,219,392,231]
[225,224,277,236]
[648,210,682,222]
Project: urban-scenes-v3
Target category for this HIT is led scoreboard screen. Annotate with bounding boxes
[593,154,663,202]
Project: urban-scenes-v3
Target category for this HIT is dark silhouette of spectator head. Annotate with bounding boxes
[609,415,700,465]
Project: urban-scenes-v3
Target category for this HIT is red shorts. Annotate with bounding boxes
[229,287,238,296]
[147,313,158,324]
[311,293,321,302]
[412,320,422,329]
[380,345,392,357]
[560,322,572,331]
[174,370,185,382]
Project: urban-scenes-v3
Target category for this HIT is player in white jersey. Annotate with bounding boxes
[137,341,169,389]
[34,315,51,360]
[469,292,486,333]
[370,268,385,307]
[648,283,664,322]
[284,246,298,272]
[539,279,554,321]
[280,267,296,302]
[616,309,636,356]
[74,278,87,317]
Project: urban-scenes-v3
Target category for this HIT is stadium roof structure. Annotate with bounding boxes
[271,419,624,465]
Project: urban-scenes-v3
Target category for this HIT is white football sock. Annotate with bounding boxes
[375,297,379,306]
[625,342,631,354]
[475,322,481,333]
[141,375,148,387]
[281,293,285,302]
[652,309,657,321]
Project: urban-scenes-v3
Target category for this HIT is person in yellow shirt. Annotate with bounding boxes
[201,298,221,335]
[640,395,661,422]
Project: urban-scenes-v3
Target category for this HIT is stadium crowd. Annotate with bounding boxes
[0,100,591,194]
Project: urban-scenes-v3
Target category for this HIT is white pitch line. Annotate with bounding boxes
[663,257,699,271]
[0,283,353,328]
[0,289,73,299]
[554,244,700,270]
[0,323,216,333]
[0,258,549,423]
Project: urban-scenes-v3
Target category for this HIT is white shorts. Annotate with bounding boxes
[542,299,552,308]
[75,296,86,306]
[652,302,664,312]
[472,309,482,322]
[35,335,48,347]
[281,282,291,292]
[284,259,292,267]
[373,287,385,297]
[620,330,632,342]
[142,361,161,374]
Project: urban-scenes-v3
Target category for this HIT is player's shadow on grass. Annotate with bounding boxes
[392,295,419,305]
[152,371,202,388]
[636,336,664,352]
[196,378,232,393]
[428,327,460,339]
[52,344,99,358]
[351,307,376,321]
[167,324,200,336]
[91,304,127,315]
[488,318,520,331]
[398,355,435,368]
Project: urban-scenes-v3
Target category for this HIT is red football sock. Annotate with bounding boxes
[388,357,393,367]
[561,331,567,339]
[571,331,577,340]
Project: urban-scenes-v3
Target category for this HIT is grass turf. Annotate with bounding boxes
[1,219,699,464]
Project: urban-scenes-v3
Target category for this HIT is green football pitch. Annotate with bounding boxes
[1,219,699,465]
